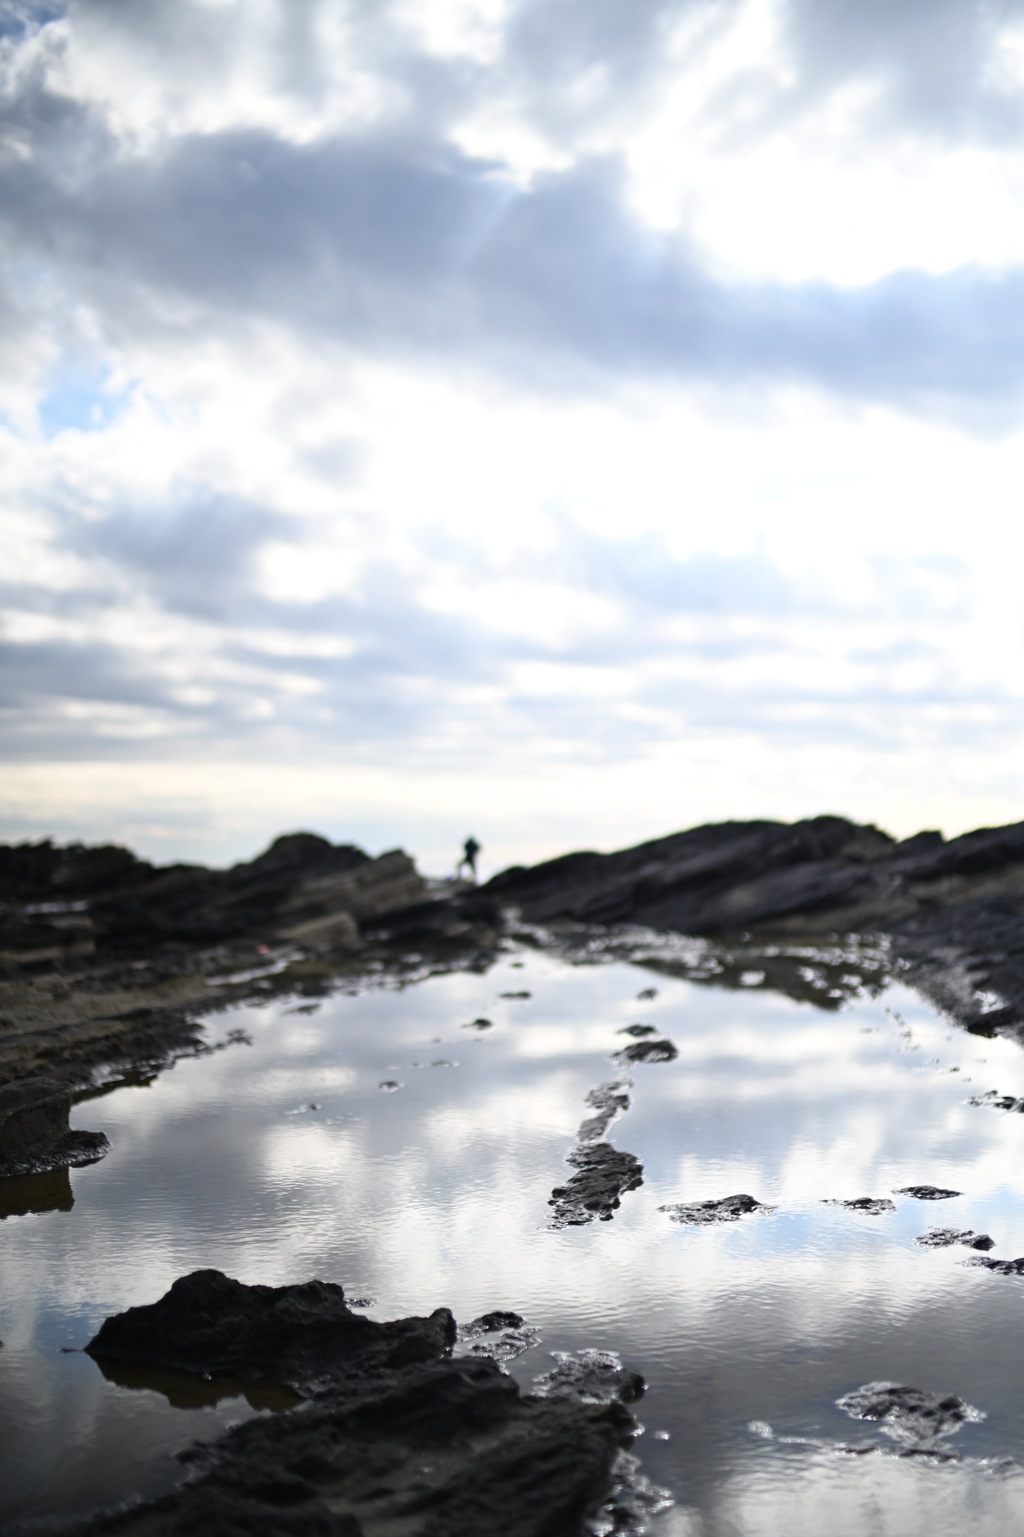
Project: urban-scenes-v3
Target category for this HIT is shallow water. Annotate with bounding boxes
[6,940,1024,1533]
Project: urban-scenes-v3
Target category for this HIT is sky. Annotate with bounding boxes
[3,0,1024,877]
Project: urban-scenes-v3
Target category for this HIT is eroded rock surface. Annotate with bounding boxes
[549,1144,644,1228]
[78,1357,638,1537]
[533,1350,645,1406]
[823,1197,896,1214]
[836,1381,985,1450]
[614,1038,678,1066]
[659,1194,773,1225]
[85,1269,456,1394]
[966,1254,1024,1275]
[915,1228,994,1250]
[75,1272,643,1537]
[894,1185,961,1200]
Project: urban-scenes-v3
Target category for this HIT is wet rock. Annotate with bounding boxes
[0,1080,109,1180]
[463,1311,526,1335]
[78,1354,640,1537]
[85,1269,456,1394]
[549,1144,643,1228]
[465,1329,542,1364]
[915,1228,995,1250]
[894,1185,961,1200]
[614,1038,678,1065]
[463,1017,493,1029]
[966,1254,1024,1275]
[617,1024,657,1038]
[968,1091,1024,1112]
[659,1193,773,1225]
[460,1311,540,1363]
[823,1197,896,1214]
[577,1081,631,1143]
[533,1350,645,1406]
[836,1381,985,1448]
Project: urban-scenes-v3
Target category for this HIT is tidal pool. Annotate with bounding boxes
[6,936,1024,1534]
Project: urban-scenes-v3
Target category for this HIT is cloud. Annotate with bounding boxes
[3,0,1024,859]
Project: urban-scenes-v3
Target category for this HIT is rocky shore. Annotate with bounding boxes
[6,813,1024,1534]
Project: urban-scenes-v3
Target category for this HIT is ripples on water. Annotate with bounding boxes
[6,936,1024,1533]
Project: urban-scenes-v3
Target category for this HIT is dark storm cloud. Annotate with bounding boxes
[4,111,1024,414]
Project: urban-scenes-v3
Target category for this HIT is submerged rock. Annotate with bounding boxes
[836,1381,985,1448]
[823,1197,896,1214]
[533,1350,645,1406]
[549,1143,644,1228]
[577,1081,631,1143]
[894,1185,962,1200]
[966,1254,1024,1275]
[915,1228,995,1250]
[659,1194,773,1225]
[85,1269,456,1394]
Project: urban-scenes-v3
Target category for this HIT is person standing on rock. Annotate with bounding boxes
[457,836,481,882]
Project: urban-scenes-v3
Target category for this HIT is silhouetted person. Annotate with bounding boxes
[457,836,480,881]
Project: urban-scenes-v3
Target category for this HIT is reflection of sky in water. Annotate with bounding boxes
[6,952,1024,1531]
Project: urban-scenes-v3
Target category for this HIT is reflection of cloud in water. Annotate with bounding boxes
[8,954,1024,1528]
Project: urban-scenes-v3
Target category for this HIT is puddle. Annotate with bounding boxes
[6,941,1024,1531]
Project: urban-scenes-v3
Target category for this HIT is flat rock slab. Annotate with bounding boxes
[893,1185,962,1200]
[85,1269,456,1394]
[659,1194,773,1225]
[76,1355,639,1537]
[915,1228,995,1250]
[836,1382,984,1448]
[823,1197,896,1214]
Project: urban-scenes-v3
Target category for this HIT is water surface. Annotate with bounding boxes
[5,940,1024,1533]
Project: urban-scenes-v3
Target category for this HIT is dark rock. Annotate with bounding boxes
[78,1354,639,1537]
[576,1081,631,1143]
[894,1185,961,1200]
[614,1038,677,1065]
[617,1024,657,1037]
[463,1017,493,1029]
[915,1228,994,1250]
[85,1270,456,1394]
[0,1080,109,1180]
[823,1197,896,1214]
[966,1254,1024,1275]
[549,1143,643,1228]
[836,1382,984,1447]
[969,1091,1024,1112]
[532,1350,645,1405]
[499,991,532,1000]
[463,1311,526,1335]
[659,1193,773,1225]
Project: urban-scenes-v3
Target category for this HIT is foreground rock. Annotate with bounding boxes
[77,1271,640,1537]
[85,1269,456,1394]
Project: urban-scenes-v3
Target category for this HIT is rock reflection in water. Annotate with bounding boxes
[6,938,1024,1533]
[0,1165,73,1220]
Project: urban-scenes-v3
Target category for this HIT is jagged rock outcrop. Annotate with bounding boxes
[76,1271,639,1537]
